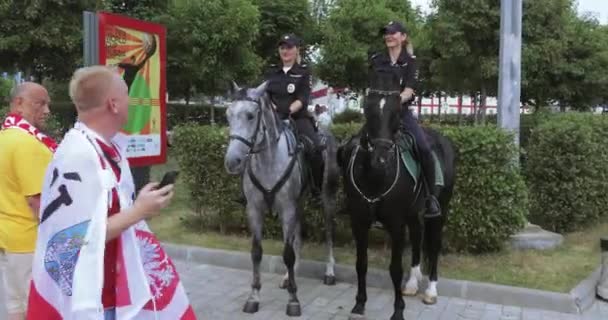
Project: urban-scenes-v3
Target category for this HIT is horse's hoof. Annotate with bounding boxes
[348,313,366,320]
[242,301,259,313]
[349,313,366,320]
[286,302,301,317]
[323,275,336,286]
[279,278,289,289]
[401,286,418,296]
[390,313,404,320]
[422,295,438,305]
[351,304,365,316]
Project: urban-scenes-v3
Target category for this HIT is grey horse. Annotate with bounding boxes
[224,81,339,317]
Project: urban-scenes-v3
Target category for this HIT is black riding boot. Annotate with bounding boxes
[309,148,324,206]
[420,153,441,218]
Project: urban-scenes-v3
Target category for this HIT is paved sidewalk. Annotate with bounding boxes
[1,260,607,319]
[176,261,608,320]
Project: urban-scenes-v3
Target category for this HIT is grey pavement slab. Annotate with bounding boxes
[173,261,608,320]
[163,243,600,314]
[1,260,607,320]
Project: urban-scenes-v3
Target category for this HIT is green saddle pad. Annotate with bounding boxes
[396,133,444,188]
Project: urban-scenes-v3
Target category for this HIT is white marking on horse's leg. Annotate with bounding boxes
[403,265,422,296]
[425,281,437,297]
[423,280,438,305]
[250,289,260,302]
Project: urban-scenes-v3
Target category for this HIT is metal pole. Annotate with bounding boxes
[83,11,99,66]
[598,237,608,301]
[497,0,522,148]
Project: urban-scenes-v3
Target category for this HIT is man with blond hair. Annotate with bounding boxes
[27,66,196,320]
[0,82,56,320]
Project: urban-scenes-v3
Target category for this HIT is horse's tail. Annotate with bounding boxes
[322,130,340,197]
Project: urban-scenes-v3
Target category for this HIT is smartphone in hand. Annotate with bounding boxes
[158,170,180,189]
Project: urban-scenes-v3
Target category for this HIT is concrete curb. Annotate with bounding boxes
[570,266,602,312]
[163,243,599,314]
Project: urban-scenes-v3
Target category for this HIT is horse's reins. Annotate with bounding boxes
[348,143,401,204]
[347,87,414,204]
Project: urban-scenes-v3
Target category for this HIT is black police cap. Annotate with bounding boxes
[278,34,301,47]
[380,21,408,35]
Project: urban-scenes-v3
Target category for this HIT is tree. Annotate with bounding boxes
[0,77,12,105]
[253,0,315,68]
[311,0,336,23]
[103,0,168,21]
[553,13,608,110]
[520,0,574,110]
[160,0,262,101]
[0,0,101,81]
[316,0,420,91]
[428,0,500,122]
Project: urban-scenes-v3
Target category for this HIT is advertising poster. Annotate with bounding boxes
[98,13,167,166]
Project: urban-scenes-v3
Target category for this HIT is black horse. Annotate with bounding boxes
[337,71,456,320]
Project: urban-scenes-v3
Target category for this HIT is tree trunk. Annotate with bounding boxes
[435,92,442,123]
[472,93,478,125]
[480,85,487,125]
[458,94,463,126]
[437,93,443,123]
[417,95,422,119]
[210,98,216,125]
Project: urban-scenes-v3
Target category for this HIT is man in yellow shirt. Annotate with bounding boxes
[0,82,55,320]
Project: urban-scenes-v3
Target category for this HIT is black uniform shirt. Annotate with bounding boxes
[369,50,417,92]
[265,63,311,119]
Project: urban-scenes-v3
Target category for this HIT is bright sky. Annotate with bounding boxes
[410,0,608,24]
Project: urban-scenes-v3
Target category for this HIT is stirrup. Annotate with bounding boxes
[424,196,441,218]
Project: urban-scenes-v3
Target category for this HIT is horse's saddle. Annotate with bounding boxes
[396,132,444,188]
[281,118,326,156]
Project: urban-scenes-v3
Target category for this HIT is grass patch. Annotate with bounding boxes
[147,157,606,293]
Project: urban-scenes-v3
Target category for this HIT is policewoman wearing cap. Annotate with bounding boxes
[265,34,324,199]
[369,21,440,218]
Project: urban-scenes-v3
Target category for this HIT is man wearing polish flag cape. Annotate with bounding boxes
[27,66,197,320]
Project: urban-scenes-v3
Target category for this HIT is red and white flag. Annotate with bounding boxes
[27,124,197,320]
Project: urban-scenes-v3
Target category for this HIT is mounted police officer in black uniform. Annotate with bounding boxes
[234,34,324,206]
[369,21,441,218]
[265,34,324,202]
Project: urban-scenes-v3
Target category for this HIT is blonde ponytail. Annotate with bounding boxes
[405,40,414,56]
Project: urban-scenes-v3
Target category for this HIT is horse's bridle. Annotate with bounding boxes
[228,96,301,208]
[228,97,267,155]
[364,88,401,151]
[347,87,405,204]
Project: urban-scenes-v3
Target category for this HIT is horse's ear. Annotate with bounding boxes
[252,81,269,99]
[231,81,241,95]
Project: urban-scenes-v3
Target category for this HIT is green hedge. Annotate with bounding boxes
[526,114,608,233]
[167,103,227,128]
[171,123,347,240]
[440,126,527,253]
[172,122,528,253]
[332,109,364,124]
